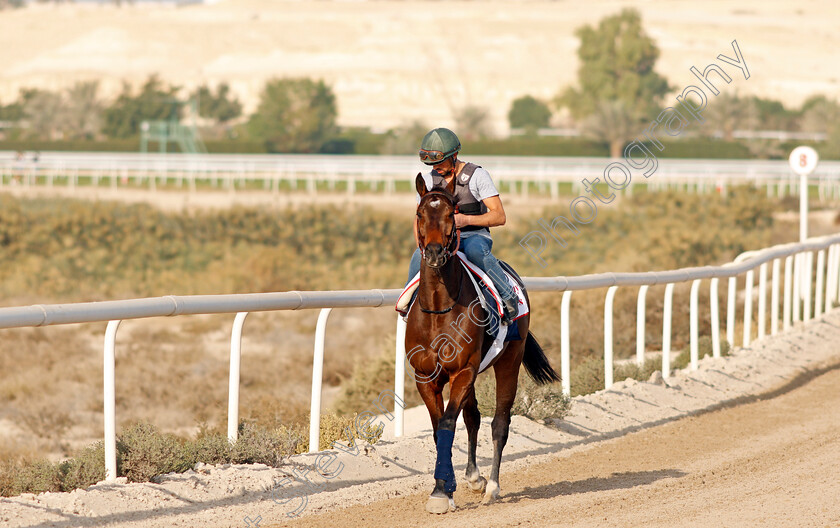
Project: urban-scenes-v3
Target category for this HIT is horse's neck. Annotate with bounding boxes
[418,258,463,311]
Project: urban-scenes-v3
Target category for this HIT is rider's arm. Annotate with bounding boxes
[455,195,506,228]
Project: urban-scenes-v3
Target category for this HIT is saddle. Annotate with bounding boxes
[396,253,530,373]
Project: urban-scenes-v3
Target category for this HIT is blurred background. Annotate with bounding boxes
[1,0,839,496]
[0,0,837,156]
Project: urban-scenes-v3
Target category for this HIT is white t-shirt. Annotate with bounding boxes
[415,164,499,204]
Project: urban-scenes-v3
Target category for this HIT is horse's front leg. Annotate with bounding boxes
[426,368,476,514]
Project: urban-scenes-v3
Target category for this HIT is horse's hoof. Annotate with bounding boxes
[482,480,500,505]
[425,495,451,514]
[468,476,487,493]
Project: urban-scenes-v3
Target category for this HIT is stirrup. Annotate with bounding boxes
[501,298,518,325]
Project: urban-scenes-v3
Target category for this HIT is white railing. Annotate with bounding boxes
[1,234,839,482]
[2,152,840,200]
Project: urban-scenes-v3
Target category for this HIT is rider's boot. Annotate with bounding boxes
[501,296,518,326]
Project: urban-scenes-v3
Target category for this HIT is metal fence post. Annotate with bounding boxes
[636,285,648,365]
[771,259,780,335]
[793,253,801,323]
[604,286,618,389]
[689,279,701,369]
[758,263,767,339]
[830,246,837,308]
[662,283,675,378]
[804,252,813,322]
[103,320,121,482]
[710,278,721,357]
[834,244,840,300]
[726,276,736,349]
[228,312,249,442]
[815,250,825,318]
[560,291,572,396]
[394,316,407,438]
[743,269,754,347]
[309,308,333,453]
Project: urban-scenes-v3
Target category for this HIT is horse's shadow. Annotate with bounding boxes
[502,469,686,503]
[452,469,686,510]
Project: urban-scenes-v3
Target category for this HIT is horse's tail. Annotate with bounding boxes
[522,332,560,385]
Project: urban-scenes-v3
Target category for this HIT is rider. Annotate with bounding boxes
[407,127,519,325]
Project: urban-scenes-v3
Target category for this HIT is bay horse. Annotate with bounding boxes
[406,174,560,514]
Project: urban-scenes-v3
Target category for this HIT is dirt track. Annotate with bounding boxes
[278,364,840,528]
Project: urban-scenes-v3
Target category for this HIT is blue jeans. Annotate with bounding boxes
[406,234,516,303]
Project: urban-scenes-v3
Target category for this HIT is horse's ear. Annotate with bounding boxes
[415,173,427,197]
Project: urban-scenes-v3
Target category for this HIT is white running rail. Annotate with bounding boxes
[1,234,839,482]
[2,152,840,200]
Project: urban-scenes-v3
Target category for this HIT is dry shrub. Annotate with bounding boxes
[11,459,63,494]
[117,423,191,482]
[672,336,731,370]
[475,370,570,422]
[312,412,383,453]
[59,442,107,491]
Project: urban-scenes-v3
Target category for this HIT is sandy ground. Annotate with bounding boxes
[285,358,840,528]
[0,1,838,132]
[2,307,839,527]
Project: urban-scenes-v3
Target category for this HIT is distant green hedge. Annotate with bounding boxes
[1,136,835,159]
[463,137,608,157]
[0,139,139,152]
[647,138,752,159]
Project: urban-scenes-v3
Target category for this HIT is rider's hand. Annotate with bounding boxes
[454,213,471,228]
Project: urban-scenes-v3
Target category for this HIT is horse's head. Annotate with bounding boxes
[415,173,459,269]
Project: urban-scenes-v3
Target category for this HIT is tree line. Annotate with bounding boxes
[0,76,340,153]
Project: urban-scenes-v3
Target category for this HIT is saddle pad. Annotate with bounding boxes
[396,252,529,373]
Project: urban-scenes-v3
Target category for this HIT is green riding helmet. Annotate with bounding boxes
[419,128,461,165]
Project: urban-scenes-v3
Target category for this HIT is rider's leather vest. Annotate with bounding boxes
[431,162,488,233]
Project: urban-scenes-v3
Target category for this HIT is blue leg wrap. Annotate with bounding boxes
[433,429,457,493]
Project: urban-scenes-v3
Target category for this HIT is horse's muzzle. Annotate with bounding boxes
[423,244,448,268]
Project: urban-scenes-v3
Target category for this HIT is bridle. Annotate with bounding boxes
[417,189,462,314]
